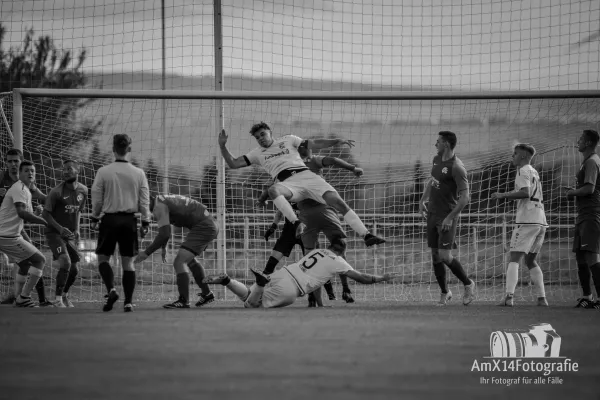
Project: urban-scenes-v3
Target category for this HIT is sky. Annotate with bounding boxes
[2,0,600,90]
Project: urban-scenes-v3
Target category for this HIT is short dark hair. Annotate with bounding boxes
[63,158,80,166]
[438,131,457,149]
[19,160,34,172]
[6,148,23,160]
[249,121,271,136]
[328,237,347,255]
[113,134,132,156]
[514,143,536,157]
[583,129,600,147]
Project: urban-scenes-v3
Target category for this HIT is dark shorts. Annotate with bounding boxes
[299,205,347,249]
[572,220,600,253]
[46,232,81,263]
[427,213,458,250]
[96,213,139,257]
[181,218,219,256]
[273,219,304,257]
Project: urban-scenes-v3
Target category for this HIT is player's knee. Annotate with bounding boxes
[70,263,79,275]
[268,185,281,199]
[30,252,46,269]
[58,254,71,270]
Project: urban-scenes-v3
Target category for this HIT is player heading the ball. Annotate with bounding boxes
[218,122,385,247]
[203,238,394,309]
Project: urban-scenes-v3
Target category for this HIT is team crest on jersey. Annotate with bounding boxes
[442,167,448,174]
[77,193,84,203]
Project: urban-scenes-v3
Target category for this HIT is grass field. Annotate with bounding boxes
[1,298,599,400]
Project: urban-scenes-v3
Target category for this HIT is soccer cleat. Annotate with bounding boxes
[437,290,453,306]
[0,293,16,305]
[250,268,271,287]
[203,274,230,285]
[342,289,355,303]
[589,301,600,310]
[308,293,317,307]
[38,299,55,307]
[62,294,75,308]
[575,297,594,308]
[462,280,476,306]
[498,294,514,307]
[293,220,306,239]
[163,296,190,309]
[53,298,66,308]
[195,292,215,307]
[537,297,549,307]
[124,303,134,312]
[364,232,386,247]
[103,290,119,312]
[15,295,38,308]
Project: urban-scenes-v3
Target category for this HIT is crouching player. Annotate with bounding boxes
[203,238,394,308]
[42,159,88,307]
[134,194,218,308]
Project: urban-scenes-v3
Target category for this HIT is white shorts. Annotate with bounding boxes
[245,269,301,308]
[509,225,546,254]
[0,236,39,263]
[277,170,336,205]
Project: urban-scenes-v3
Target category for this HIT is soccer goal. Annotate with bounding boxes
[2,88,599,303]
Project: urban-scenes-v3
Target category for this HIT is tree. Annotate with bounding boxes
[0,24,104,191]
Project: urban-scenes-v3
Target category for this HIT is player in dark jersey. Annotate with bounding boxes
[134,194,218,308]
[0,148,50,306]
[42,159,88,307]
[257,146,363,306]
[418,131,475,306]
[566,129,600,309]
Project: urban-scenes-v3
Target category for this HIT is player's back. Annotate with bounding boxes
[157,194,211,228]
[284,248,353,294]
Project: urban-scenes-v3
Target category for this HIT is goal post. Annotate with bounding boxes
[5,88,600,303]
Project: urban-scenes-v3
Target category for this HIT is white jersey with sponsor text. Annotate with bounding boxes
[284,248,354,295]
[244,135,307,178]
[515,164,547,226]
[0,180,32,237]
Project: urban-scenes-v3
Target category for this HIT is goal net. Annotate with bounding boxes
[1,89,598,303]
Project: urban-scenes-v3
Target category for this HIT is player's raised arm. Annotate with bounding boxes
[343,269,394,284]
[321,156,363,177]
[218,129,251,169]
[306,138,355,150]
[135,199,171,263]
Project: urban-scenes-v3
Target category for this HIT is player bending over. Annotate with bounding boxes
[419,131,475,306]
[42,159,88,307]
[218,122,385,247]
[134,194,218,308]
[203,238,394,309]
[491,144,548,307]
[0,161,48,307]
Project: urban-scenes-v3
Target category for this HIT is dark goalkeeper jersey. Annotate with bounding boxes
[44,182,88,234]
[156,194,211,229]
[0,170,17,206]
[428,155,469,217]
[575,153,600,224]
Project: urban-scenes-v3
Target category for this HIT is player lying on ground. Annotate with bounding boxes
[218,122,385,247]
[0,149,51,306]
[419,131,475,306]
[134,194,218,309]
[42,159,88,308]
[256,144,364,305]
[491,144,548,307]
[566,129,600,309]
[0,161,49,307]
[203,238,394,308]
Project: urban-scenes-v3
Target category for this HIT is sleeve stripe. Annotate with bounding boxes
[243,155,251,166]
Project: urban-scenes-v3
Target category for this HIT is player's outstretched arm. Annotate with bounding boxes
[491,186,530,201]
[14,203,47,226]
[135,201,171,263]
[218,129,249,169]
[566,183,595,198]
[344,270,394,284]
[29,183,47,203]
[322,156,363,177]
[308,138,355,150]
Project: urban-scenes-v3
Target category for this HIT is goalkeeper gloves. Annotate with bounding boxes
[263,223,278,241]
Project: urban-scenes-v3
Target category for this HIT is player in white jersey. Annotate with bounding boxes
[491,144,548,307]
[203,238,394,308]
[0,161,49,307]
[218,122,385,247]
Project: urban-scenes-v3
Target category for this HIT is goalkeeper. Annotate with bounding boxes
[203,238,394,309]
[134,194,218,309]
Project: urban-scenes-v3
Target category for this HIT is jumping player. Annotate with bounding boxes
[134,194,218,309]
[218,122,385,247]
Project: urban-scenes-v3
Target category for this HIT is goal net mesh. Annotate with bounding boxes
[0,92,597,303]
